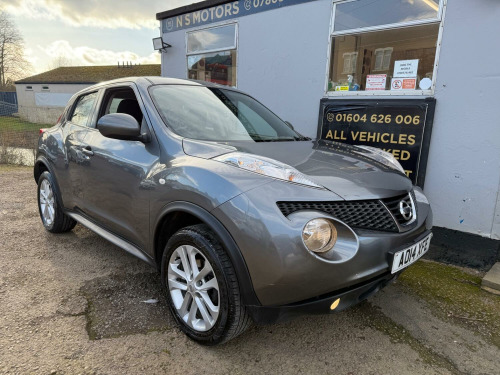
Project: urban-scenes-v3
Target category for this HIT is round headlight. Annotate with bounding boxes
[302,219,337,253]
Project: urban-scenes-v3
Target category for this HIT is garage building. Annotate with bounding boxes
[15,64,160,124]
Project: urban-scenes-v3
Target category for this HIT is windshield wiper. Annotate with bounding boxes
[246,133,299,142]
[294,135,311,141]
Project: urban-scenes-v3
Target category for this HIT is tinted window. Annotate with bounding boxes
[70,92,98,127]
[150,85,302,142]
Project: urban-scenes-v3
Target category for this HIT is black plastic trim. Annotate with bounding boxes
[34,156,63,204]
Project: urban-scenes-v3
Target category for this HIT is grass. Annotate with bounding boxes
[0,116,48,150]
[0,164,32,172]
[399,260,500,348]
[0,116,51,132]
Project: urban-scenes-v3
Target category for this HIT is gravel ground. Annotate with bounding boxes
[1,165,499,375]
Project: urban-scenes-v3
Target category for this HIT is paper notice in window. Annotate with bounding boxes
[394,60,419,78]
[366,74,387,91]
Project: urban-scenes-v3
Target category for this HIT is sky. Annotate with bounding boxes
[0,0,193,75]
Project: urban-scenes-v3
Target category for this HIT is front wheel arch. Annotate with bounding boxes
[153,202,260,307]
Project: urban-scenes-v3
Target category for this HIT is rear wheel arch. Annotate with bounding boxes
[34,159,49,183]
[154,202,261,306]
[34,157,65,209]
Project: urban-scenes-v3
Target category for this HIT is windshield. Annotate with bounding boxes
[149,85,306,142]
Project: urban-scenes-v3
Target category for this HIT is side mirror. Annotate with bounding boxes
[285,121,295,130]
[97,113,141,141]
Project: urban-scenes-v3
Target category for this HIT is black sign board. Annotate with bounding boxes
[317,98,436,187]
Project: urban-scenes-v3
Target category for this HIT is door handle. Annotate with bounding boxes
[82,146,94,157]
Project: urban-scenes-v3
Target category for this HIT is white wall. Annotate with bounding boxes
[237,1,332,135]
[15,83,91,124]
[161,0,500,239]
[425,0,500,239]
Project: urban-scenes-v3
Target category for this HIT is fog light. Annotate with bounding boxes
[302,218,337,253]
[330,298,340,310]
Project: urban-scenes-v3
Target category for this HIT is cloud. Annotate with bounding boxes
[37,40,160,71]
[1,0,191,29]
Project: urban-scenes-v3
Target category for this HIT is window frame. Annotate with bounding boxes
[342,52,358,74]
[325,0,447,97]
[184,21,238,87]
[373,47,393,71]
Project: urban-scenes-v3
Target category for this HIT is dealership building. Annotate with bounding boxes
[156,0,500,262]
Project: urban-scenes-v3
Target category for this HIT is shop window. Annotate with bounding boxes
[328,0,442,94]
[186,24,237,87]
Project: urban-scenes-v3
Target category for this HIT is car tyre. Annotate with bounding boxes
[37,171,76,233]
[161,224,251,345]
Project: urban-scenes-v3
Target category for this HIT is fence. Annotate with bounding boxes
[0,100,43,166]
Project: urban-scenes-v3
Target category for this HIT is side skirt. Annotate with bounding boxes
[66,211,156,267]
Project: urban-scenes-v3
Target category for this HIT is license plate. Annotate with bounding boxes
[391,233,433,274]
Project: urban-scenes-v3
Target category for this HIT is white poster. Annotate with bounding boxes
[393,59,419,78]
[35,93,73,107]
[366,74,387,91]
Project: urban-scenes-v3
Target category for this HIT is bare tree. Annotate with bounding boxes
[47,54,73,70]
[0,12,32,88]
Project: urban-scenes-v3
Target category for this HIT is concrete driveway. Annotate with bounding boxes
[1,165,499,375]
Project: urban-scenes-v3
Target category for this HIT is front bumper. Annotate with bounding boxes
[247,270,399,324]
[212,181,433,307]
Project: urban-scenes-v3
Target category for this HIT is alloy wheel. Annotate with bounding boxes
[167,245,220,332]
[39,179,55,227]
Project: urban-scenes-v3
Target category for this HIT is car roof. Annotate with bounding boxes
[84,76,232,91]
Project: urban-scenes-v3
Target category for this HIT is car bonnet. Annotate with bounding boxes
[182,138,412,200]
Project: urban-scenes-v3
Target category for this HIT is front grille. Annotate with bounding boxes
[277,200,399,232]
[277,191,417,233]
[382,191,417,228]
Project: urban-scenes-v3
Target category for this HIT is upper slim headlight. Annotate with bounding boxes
[355,145,405,174]
[213,152,322,188]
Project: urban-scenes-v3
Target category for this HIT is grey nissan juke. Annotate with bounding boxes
[35,77,433,345]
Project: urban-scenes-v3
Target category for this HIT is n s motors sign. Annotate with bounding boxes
[161,0,317,32]
[317,99,436,186]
